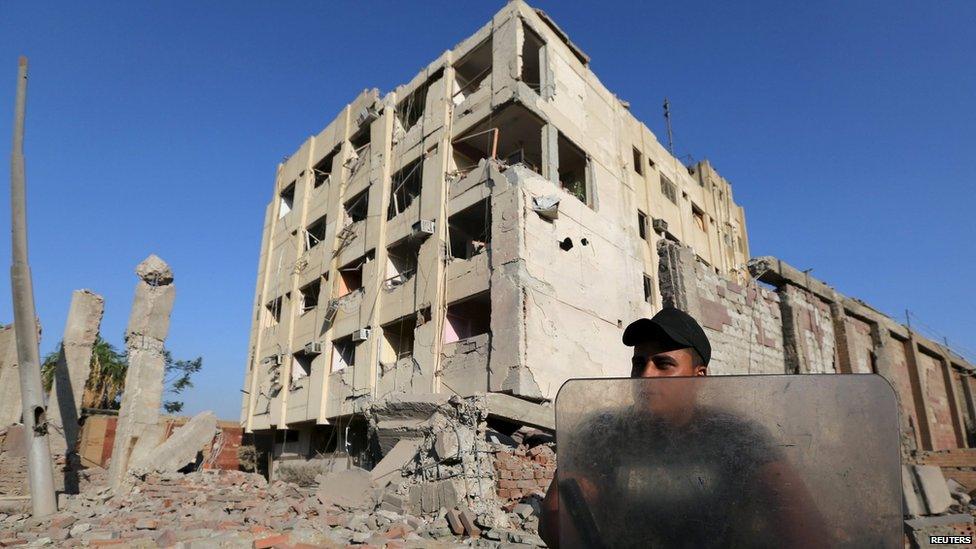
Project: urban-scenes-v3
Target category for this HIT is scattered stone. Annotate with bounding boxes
[913,465,954,515]
[316,467,377,510]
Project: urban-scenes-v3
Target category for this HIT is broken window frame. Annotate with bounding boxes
[557,131,590,206]
[313,146,340,188]
[299,279,321,315]
[660,174,677,205]
[337,254,370,297]
[637,210,648,240]
[343,189,369,226]
[448,199,491,260]
[264,296,283,328]
[291,351,313,385]
[452,37,493,102]
[385,237,420,287]
[387,158,423,220]
[278,181,296,219]
[396,69,443,132]
[305,215,327,251]
[331,336,356,372]
[633,147,644,175]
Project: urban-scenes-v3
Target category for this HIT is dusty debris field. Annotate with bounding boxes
[0,468,545,548]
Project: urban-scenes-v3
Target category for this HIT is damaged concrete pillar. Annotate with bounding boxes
[48,290,104,456]
[108,255,175,489]
[0,324,22,426]
[656,240,702,319]
[131,411,217,474]
[872,324,919,457]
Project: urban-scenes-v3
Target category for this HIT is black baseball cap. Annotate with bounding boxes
[622,307,711,366]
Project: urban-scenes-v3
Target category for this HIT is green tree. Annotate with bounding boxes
[40,337,202,413]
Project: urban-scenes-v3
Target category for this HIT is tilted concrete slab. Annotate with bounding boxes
[484,392,553,431]
[131,411,217,473]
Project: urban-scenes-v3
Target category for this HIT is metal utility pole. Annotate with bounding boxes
[663,98,675,156]
[10,56,58,517]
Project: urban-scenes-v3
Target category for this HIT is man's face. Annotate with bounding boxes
[631,340,707,378]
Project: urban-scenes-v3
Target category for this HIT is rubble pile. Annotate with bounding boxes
[903,462,976,545]
[0,466,546,547]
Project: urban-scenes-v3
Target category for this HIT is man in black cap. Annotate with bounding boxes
[539,308,826,548]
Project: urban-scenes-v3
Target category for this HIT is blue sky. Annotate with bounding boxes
[1,1,973,420]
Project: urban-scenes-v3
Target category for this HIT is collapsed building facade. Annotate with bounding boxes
[239,0,975,475]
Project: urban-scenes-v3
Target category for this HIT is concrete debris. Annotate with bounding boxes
[529,195,559,220]
[903,465,925,517]
[906,513,975,529]
[914,465,954,515]
[109,255,176,489]
[370,438,421,487]
[315,467,378,511]
[131,411,217,474]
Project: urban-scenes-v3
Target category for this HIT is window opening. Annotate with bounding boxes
[643,274,654,304]
[264,296,283,328]
[386,237,421,287]
[344,189,369,226]
[381,315,416,363]
[397,69,443,132]
[558,132,588,204]
[638,210,648,240]
[453,37,493,102]
[448,199,491,260]
[278,181,296,219]
[337,255,368,296]
[521,23,544,93]
[331,336,355,372]
[291,351,312,382]
[451,104,544,176]
[313,146,340,188]
[299,279,321,314]
[305,215,327,251]
[388,158,423,220]
[444,292,491,343]
[633,147,644,175]
[692,204,706,231]
[660,174,677,204]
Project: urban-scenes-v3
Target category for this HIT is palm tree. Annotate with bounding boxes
[41,336,128,410]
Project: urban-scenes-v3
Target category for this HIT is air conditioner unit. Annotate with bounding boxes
[324,299,340,321]
[652,218,668,234]
[352,327,371,342]
[413,219,435,236]
[304,342,323,355]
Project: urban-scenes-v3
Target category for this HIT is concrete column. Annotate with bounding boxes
[939,355,967,448]
[872,325,919,456]
[541,124,558,185]
[829,301,855,374]
[108,255,175,489]
[48,290,104,456]
[0,324,21,426]
[904,333,934,451]
[656,240,702,320]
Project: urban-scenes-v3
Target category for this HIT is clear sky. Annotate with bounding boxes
[1,1,973,420]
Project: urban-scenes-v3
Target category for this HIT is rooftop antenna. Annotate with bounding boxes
[10,56,58,517]
[663,98,675,156]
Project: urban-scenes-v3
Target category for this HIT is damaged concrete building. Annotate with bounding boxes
[239,0,975,477]
[239,1,749,462]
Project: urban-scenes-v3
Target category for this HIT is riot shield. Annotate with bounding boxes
[555,375,902,548]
